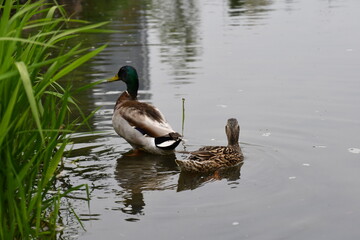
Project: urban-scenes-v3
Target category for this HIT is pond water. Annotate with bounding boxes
[59,0,360,239]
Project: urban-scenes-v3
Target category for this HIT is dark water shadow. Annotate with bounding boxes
[114,151,243,220]
[114,152,178,220]
[177,162,244,192]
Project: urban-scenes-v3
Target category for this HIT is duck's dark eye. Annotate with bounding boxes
[118,68,127,80]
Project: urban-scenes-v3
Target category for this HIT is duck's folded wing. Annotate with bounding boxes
[189,150,216,161]
[118,101,176,137]
[189,146,226,161]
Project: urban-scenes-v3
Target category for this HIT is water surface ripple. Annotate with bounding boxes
[58,0,360,239]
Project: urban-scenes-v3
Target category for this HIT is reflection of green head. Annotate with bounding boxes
[109,65,139,99]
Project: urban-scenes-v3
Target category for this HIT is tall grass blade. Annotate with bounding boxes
[44,143,66,186]
[0,1,109,238]
[15,61,44,142]
[0,82,20,146]
[52,44,107,82]
[0,37,56,48]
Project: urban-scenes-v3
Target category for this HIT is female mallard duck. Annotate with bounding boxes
[108,66,182,155]
[176,118,244,172]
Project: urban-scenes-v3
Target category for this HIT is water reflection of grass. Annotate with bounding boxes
[0,1,107,238]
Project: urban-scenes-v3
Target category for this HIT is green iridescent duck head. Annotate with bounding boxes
[108,65,139,99]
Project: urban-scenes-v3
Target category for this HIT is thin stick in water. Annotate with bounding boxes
[182,98,185,137]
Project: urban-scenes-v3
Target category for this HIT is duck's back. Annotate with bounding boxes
[176,146,244,172]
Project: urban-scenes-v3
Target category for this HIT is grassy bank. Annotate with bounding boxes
[0,0,106,238]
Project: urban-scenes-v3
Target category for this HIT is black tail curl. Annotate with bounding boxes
[155,132,182,150]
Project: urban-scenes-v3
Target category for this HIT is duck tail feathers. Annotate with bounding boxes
[155,132,182,150]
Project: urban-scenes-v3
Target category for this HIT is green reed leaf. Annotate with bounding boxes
[15,62,44,142]
[0,37,56,48]
[0,82,20,146]
[52,44,107,81]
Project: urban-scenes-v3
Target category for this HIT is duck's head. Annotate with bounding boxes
[225,118,240,147]
[108,65,139,99]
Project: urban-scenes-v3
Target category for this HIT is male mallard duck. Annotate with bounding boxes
[108,66,182,155]
[176,118,244,172]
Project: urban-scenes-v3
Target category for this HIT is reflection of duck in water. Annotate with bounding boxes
[108,66,182,155]
[176,118,244,172]
[177,162,243,192]
[114,152,178,217]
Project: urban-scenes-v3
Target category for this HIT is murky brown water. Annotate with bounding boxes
[59,0,360,239]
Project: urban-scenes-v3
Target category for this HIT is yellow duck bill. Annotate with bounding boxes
[107,74,120,82]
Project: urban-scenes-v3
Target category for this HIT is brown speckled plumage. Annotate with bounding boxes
[176,118,244,172]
